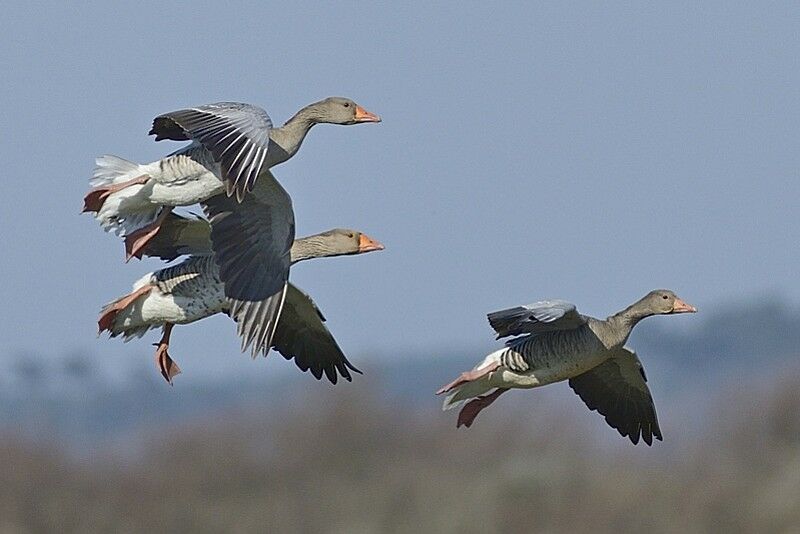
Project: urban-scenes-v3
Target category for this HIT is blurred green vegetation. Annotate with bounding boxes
[1,300,799,532]
[1,372,799,533]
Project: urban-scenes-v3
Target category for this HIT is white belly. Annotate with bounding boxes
[149,170,225,206]
[118,288,227,329]
[146,154,226,206]
[490,351,610,389]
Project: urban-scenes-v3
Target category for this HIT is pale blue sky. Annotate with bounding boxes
[0,2,797,379]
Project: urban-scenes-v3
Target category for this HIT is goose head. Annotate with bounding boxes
[306,97,381,125]
[636,289,697,315]
[304,228,385,259]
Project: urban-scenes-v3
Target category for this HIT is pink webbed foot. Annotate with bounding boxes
[82,174,150,213]
[154,324,181,385]
[124,210,170,262]
[435,361,501,395]
[155,343,181,385]
[457,388,508,428]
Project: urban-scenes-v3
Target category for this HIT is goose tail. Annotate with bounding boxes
[442,380,496,411]
[89,155,141,189]
[84,155,161,236]
[98,273,157,341]
[441,350,503,410]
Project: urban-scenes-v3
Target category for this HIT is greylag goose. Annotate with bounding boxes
[436,290,697,445]
[95,168,295,361]
[98,228,384,384]
[82,97,380,259]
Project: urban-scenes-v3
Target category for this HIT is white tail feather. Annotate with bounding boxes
[443,380,496,411]
[90,155,160,236]
[90,155,141,188]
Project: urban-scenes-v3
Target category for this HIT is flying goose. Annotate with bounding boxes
[82,97,380,259]
[98,228,384,384]
[436,290,697,445]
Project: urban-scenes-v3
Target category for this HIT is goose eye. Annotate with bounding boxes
[662,295,669,300]
[343,102,350,108]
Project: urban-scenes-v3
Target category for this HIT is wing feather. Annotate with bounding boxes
[487,299,586,339]
[150,102,273,200]
[568,347,662,446]
[272,284,362,384]
[202,171,294,357]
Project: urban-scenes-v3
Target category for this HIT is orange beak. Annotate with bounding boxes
[358,233,385,253]
[354,105,381,123]
[671,298,697,313]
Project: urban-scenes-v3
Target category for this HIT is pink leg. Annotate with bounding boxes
[435,361,501,395]
[457,388,509,428]
[82,174,150,213]
[125,209,170,262]
[154,323,181,385]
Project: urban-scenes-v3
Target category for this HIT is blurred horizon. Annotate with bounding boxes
[0,293,797,448]
[0,289,791,390]
[1,295,799,531]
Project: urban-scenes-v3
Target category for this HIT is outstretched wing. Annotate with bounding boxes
[568,347,662,446]
[487,299,586,339]
[150,102,273,201]
[272,284,362,384]
[202,171,295,357]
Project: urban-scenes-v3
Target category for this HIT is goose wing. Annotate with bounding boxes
[487,299,586,339]
[202,171,295,357]
[150,102,273,201]
[568,347,662,446]
[272,284,361,384]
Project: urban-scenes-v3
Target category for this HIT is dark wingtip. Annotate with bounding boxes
[235,183,247,203]
[323,365,338,384]
[224,180,241,201]
[149,116,190,142]
[343,357,363,376]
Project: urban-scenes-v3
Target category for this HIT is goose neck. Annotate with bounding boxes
[603,303,652,346]
[269,107,317,163]
[290,234,337,264]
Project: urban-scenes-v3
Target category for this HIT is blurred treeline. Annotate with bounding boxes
[1,371,799,532]
[1,299,799,532]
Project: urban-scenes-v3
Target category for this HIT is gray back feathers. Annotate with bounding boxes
[487,299,586,339]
